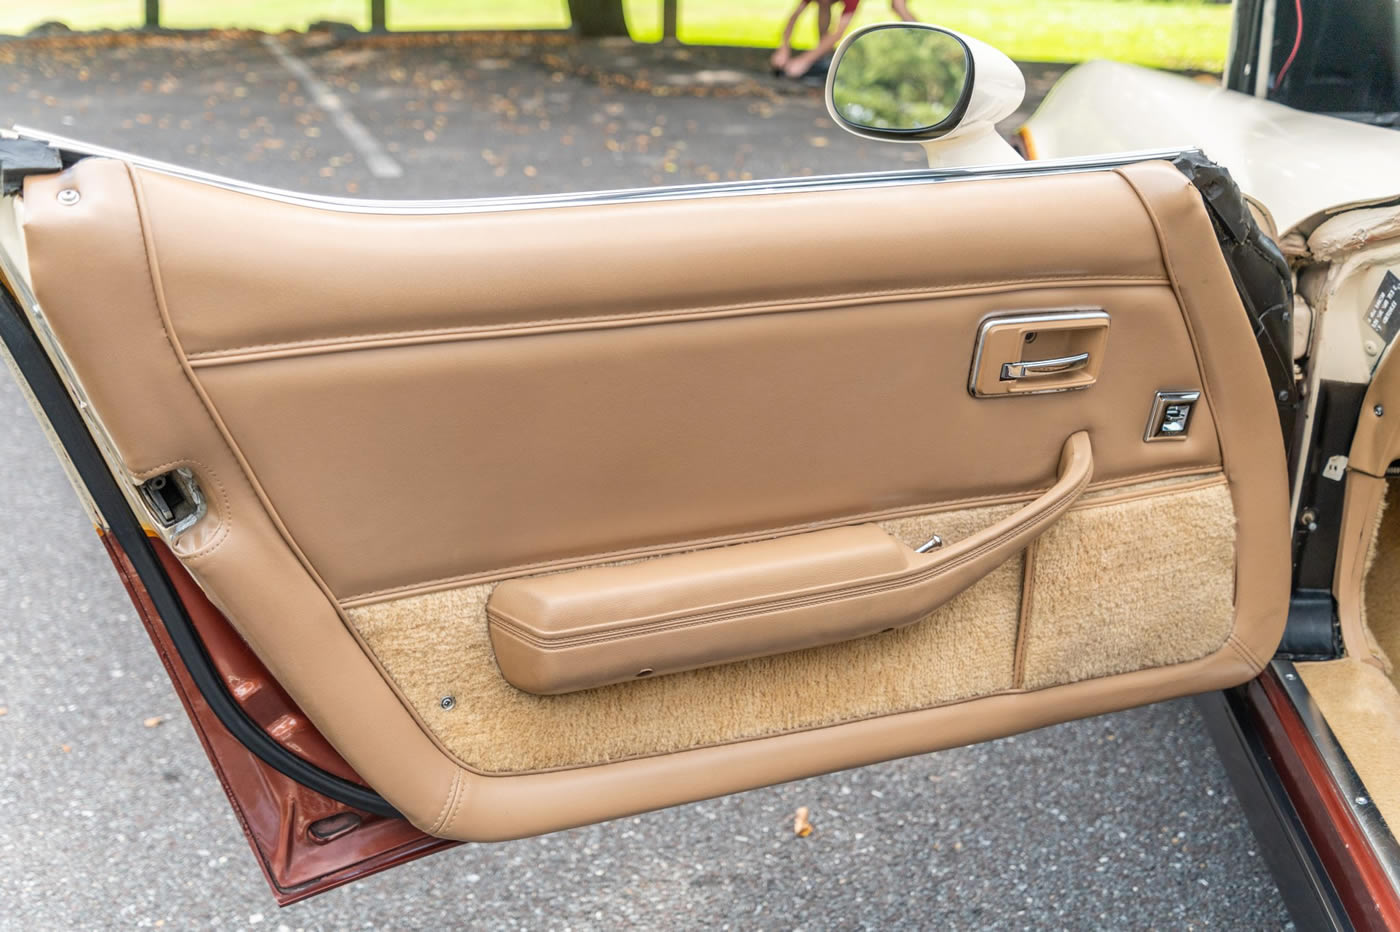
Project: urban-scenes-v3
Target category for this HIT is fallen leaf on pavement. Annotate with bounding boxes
[793,806,813,837]
[143,714,171,728]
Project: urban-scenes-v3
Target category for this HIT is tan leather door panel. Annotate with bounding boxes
[18,156,1289,840]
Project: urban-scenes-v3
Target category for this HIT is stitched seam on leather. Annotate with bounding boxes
[429,769,461,835]
[341,465,1215,606]
[444,766,469,837]
[132,457,210,480]
[184,276,1171,361]
[1225,634,1263,673]
[488,452,1090,650]
[129,170,489,819]
[1111,167,1223,466]
[129,167,404,744]
[130,170,349,580]
[1084,474,1226,507]
[492,504,1044,647]
[1112,165,1254,660]
[116,166,235,560]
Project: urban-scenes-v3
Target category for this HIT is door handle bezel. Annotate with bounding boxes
[968,308,1110,397]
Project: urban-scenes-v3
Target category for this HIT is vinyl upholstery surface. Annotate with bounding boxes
[19,155,1290,837]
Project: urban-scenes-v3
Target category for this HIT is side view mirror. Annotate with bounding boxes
[825,23,1026,168]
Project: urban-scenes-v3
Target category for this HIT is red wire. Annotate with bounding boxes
[1272,0,1304,91]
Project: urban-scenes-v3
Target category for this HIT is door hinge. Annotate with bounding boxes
[138,467,207,535]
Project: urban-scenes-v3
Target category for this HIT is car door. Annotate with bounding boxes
[0,134,1293,902]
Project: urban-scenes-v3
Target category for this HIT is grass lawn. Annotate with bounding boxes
[0,0,1232,71]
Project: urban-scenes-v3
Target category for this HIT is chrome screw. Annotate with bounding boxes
[56,189,81,206]
[1357,795,1370,806]
[439,696,456,711]
[1376,405,1386,417]
[1284,672,1297,681]
[915,534,944,554]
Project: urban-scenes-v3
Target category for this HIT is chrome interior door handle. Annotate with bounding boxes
[1000,352,1091,381]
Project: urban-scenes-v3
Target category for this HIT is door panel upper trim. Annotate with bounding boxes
[12,125,1192,215]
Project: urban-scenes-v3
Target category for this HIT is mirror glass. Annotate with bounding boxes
[831,27,970,133]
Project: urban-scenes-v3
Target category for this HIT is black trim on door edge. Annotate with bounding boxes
[0,281,401,819]
[1170,151,1298,455]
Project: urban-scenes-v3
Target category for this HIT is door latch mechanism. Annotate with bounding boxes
[137,467,207,535]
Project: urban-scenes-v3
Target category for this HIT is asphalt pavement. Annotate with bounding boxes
[0,31,1291,930]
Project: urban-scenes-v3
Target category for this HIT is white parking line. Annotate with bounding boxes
[260,35,404,180]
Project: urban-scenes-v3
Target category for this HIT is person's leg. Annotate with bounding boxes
[771,0,811,71]
[784,2,852,78]
[891,0,916,22]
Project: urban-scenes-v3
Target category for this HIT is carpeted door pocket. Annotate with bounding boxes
[345,475,1234,775]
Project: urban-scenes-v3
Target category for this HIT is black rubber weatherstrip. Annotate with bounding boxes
[0,282,401,819]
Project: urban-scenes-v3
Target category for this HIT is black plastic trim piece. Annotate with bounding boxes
[1171,151,1299,457]
[0,281,401,819]
[1196,687,1351,931]
[0,139,62,196]
[1294,381,1368,594]
[1276,589,1341,660]
[1223,0,1267,95]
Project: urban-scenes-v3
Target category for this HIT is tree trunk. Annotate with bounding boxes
[144,0,160,29]
[567,0,630,38]
[369,0,387,32]
[662,0,678,41]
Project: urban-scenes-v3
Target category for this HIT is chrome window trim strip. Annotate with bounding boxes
[1272,658,1400,893]
[11,125,1194,216]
